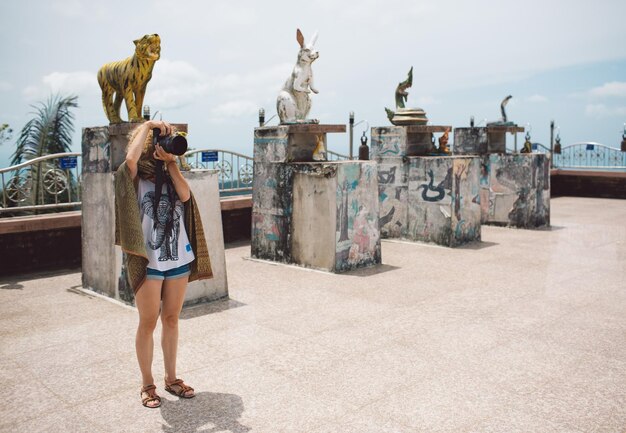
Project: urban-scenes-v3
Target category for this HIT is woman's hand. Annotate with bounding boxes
[153,144,177,163]
[146,120,172,137]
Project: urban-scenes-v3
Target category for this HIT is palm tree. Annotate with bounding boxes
[5,94,78,212]
[11,94,78,164]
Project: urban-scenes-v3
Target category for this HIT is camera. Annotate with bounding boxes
[153,128,188,156]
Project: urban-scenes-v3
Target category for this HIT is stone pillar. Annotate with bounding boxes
[480,153,550,228]
[454,126,525,155]
[81,127,117,298]
[251,124,382,272]
[183,170,228,306]
[372,125,480,247]
[407,156,481,246]
[290,161,381,272]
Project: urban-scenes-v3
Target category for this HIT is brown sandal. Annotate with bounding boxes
[141,384,162,408]
[164,379,195,398]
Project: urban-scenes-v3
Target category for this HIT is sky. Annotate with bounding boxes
[1,0,625,167]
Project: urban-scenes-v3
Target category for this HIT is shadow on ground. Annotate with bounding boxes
[456,240,499,250]
[160,392,250,433]
[342,263,401,277]
[181,298,247,320]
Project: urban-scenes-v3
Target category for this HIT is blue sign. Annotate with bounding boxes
[202,151,218,162]
[531,143,538,150]
[59,156,77,169]
[586,144,595,151]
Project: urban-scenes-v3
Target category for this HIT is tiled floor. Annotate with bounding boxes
[1,197,625,432]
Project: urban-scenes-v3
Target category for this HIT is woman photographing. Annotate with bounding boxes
[115,120,212,408]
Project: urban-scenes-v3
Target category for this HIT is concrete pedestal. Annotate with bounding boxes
[480,153,550,228]
[454,126,525,155]
[372,127,481,247]
[81,125,227,306]
[377,155,481,247]
[407,156,481,246]
[251,125,381,272]
[372,125,451,157]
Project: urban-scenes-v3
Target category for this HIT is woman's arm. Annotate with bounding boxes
[125,120,171,179]
[154,145,191,202]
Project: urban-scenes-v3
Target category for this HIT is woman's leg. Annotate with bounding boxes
[160,275,191,395]
[135,278,163,388]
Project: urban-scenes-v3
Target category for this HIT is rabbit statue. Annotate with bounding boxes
[276,29,319,124]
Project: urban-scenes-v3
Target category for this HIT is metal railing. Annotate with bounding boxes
[183,149,254,194]
[327,149,349,161]
[510,142,626,170]
[552,142,626,170]
[0,152,82,215]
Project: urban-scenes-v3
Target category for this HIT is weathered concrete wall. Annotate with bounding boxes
[372,126,409,238]
[291,170,336,270]
[407,157,481,246]
[371,126,408,158]
[333,162,381,271]
[454,126,524,155]
[288,162,381,272]
[453,128,488,155]
[81,127,118,298]
[481,154,550,228]
[183,170,228,305]
[252,126,379,272]
[251,162,294,263]
[372,127,480,247]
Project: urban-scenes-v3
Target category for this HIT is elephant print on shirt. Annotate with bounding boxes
[140,190,183,261]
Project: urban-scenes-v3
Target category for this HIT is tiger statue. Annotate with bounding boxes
[97,34,161,124]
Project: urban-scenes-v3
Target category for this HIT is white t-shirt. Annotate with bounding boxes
[137,178,195,271]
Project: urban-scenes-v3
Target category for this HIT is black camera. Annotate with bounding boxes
[153,128,188,156]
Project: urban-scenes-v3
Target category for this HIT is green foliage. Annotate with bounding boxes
[11,95,78,165]
[1,95,79,216]
[0,123,12,145]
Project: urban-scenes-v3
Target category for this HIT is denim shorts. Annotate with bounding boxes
[146,263,191,280]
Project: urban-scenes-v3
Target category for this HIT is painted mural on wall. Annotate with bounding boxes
[81,126,111,174]
[377,162,408,238]
[251,162,294,263]
[371,126,407,158]
[372,126,480,246]
[335,162,381,272]
[481,154,550,228]
[407,157,481,246]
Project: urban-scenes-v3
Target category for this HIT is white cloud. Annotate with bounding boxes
[147,59,210,110]
[147,59,290,113]
[209,100,259,122]
[23,71,97,101]
[587,81,626,99]
[526,94,548,103]
[585,104,626,118]
[0,81,12,92]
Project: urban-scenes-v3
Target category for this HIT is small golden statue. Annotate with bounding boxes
[438,129,451,154]
[97,34,161,123]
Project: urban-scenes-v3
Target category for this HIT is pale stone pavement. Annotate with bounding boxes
[1,196,625,433]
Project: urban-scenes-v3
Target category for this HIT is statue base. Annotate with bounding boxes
[251,125,381,272]
[372,125,452,157]
[454,126,524,155]
[372,126,481,246]
[480,153,550,228]
[390,108,428,126]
